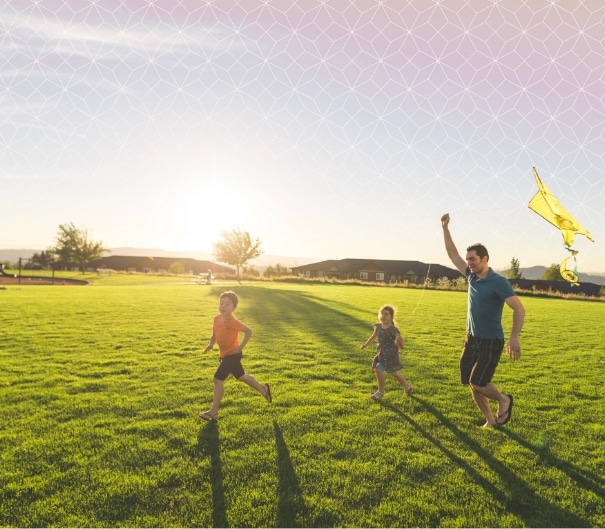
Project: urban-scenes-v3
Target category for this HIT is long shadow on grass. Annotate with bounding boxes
[274,421,309,527]
[499,428,605,497]
[197,421,228,528]
[273,421,336,528]
[220,286,375,370]
[378,397,590,527]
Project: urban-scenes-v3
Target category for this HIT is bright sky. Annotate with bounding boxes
[2,1,604,272]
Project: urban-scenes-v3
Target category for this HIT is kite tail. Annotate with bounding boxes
[560,245,580,285]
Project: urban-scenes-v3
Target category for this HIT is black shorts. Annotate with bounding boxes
[214,353,245,381]
[460,335,504,387]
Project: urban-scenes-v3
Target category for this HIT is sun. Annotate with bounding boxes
[170,184,246,252]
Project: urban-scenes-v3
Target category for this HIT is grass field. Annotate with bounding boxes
[1,281,604,527]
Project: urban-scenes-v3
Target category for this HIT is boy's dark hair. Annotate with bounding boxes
[220,291,239,308]
[466,243,489,260]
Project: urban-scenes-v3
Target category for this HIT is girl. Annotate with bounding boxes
[361,304,412,400]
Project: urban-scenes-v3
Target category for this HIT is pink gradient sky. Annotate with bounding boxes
[1,1,603,271]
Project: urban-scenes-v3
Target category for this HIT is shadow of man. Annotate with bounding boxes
[377,397,590,527]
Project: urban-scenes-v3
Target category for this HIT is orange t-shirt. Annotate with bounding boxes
[213,314,245,358]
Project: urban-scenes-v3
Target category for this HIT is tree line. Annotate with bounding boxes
[503,256,567,281]
[17,223,108,272]
[7,228,565,283]
[10,224,282,282]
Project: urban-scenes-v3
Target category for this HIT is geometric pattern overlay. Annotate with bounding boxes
[1,2,603,272]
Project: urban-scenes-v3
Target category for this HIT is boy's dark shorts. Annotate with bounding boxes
[214,353,245,381]
[460,335,504,387]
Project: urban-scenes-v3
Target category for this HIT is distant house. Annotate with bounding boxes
[290,259,602,295]
[290,258,460,285]
[85,255,235,275]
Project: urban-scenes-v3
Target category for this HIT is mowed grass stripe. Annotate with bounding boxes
[1,283,603,527]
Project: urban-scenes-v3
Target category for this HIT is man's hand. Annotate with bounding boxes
[506,338,521,361]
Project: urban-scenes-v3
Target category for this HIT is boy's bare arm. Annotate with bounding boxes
[234,325,253,353]
[203,333,216,353]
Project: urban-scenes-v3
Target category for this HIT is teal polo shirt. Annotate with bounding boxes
[466,267,516,339]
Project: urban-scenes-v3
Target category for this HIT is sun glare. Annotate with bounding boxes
[172,185,246,251]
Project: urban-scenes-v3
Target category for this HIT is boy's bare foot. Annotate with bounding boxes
[263,384,272,403]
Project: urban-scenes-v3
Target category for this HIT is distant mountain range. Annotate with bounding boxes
[103,248,320,269]
[0,249,51,267]
[2,249,604,285]
[498,265,605,286]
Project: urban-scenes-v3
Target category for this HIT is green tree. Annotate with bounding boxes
[541,263,561,281]
[212,227,263,283]
[242,265,260,277]
[169,262,185,275]
[264,264,290,278]
[504,257,523,279]
[52,223,109,273]
[454,276,467,290]
[25,250,54,270]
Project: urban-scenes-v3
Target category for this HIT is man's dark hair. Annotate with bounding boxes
[466,243,489,259]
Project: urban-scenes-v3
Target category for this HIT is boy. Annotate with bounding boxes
[200,291,271,421]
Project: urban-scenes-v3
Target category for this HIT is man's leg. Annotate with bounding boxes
[471,383,510,426]
[469,338,508,426]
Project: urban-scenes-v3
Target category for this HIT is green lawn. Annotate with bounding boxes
[1,269,197,286]
[1,282,603,527]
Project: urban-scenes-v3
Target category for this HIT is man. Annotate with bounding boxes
[441,213,525,427]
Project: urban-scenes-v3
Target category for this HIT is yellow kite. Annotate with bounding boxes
[528,167,594,284]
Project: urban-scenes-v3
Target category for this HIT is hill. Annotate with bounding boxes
[105,248,319,273]
[0,249,40,265]
[500,266,605,286]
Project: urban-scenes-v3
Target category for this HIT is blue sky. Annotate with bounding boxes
[1,1,604,272]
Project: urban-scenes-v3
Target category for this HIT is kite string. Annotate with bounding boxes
[403,263,431,323]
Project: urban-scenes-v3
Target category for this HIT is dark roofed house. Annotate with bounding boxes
[290,258,460,285]
[86,255,234,276]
